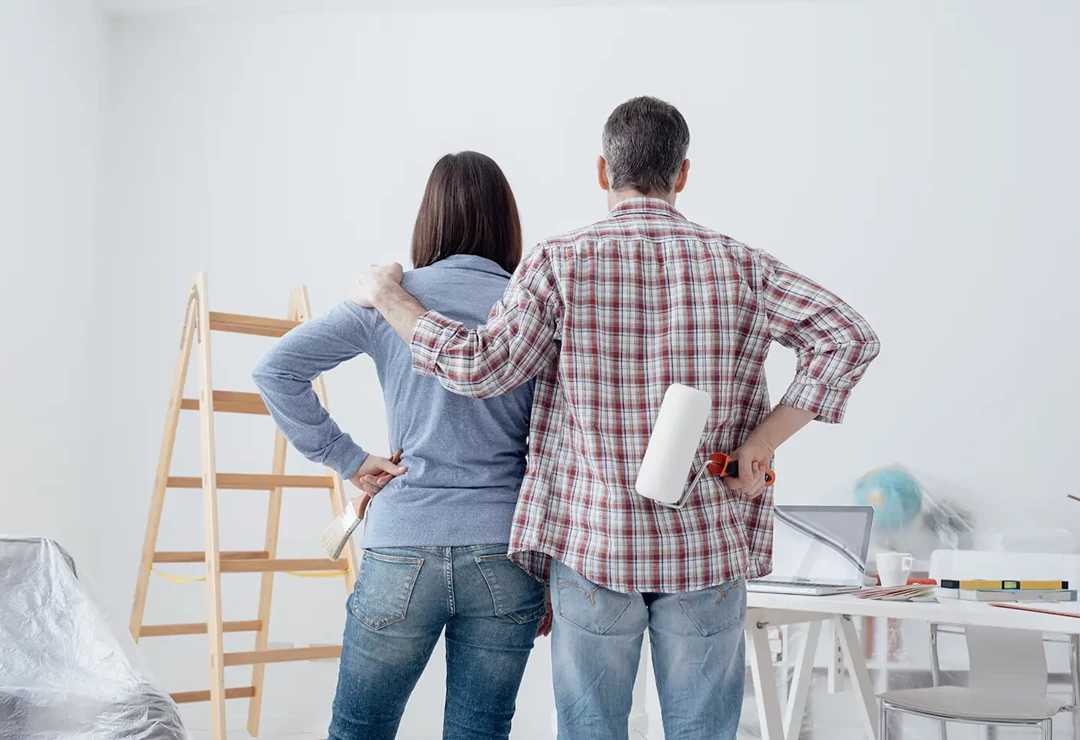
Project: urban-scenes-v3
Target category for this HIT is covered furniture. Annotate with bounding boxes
[0,537,187,740]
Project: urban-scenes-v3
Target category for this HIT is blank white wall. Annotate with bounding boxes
[100,1,1080,736]
[0,0,107,563]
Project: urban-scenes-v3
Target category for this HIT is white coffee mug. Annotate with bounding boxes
[876,551,914,587]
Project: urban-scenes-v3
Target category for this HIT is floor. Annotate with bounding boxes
[184,667,1076,739]
[185,681,1074,739]
[188,735,323,740]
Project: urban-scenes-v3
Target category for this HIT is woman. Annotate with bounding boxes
[252,152,546,740]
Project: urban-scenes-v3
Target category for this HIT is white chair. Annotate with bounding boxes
[879,624,1062,738]
[878,549,1080,739]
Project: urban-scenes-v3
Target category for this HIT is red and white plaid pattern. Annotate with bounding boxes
[411,198,879,594]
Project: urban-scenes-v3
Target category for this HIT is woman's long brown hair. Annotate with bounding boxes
[410,152,522,274]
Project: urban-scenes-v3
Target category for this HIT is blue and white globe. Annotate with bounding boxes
[854,466,922,531]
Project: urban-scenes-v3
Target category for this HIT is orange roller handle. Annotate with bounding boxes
[706,452,775,486]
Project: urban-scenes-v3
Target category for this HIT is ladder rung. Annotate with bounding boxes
[180,391,269,415]
[219,558,348,574]
[208,312,300,338]
[167,474,335,490]
[171,686,257,704]
[140,620,263,637]
[224,645,342,667]
[153,550,270,563]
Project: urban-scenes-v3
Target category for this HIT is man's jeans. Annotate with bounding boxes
[329,545,546,740]
[550,559,747,740]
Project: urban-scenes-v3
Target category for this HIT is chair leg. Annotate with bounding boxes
[1041,718,1053,740]
[879,703,890,740]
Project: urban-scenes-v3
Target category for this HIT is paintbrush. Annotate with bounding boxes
[321,496,369,560]
[320,450,402,560]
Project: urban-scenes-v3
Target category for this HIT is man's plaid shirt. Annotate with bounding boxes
[410,198,880,594]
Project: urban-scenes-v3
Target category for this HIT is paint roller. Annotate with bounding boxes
[635,383,775,508]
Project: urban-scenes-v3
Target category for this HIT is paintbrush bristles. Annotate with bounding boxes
[321,507,362,560]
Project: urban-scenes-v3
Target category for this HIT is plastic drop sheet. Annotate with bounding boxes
[0,537,187,740]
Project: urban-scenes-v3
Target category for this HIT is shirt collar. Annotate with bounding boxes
[608,196,687,221]
[426,253,510,278]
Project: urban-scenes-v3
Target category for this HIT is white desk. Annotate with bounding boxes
[745,592,1080,740]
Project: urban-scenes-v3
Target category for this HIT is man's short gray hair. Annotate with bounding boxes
[602,96,690,195]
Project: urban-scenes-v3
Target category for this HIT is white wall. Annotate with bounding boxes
[0,1,108,564]
[100,1,1080,736]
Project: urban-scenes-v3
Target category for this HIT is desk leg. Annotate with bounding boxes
[784,620,822,740]
[865,616,875,660]
[834,614,879,740]
[828,619,843,694]
[777,625,790,709]
[748,619,785,740]
[1070,634,1080,740]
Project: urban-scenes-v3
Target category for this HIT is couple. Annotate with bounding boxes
[253,96,880,740]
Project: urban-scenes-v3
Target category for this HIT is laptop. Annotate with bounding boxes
[747,505,875,596]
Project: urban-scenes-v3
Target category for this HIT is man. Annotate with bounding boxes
[350,96,880,740]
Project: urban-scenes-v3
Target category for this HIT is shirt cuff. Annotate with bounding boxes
[326,441,369,481]
[780,380,852,424]
[410,310,461,377]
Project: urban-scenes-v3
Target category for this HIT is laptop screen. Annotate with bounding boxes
[760,506,874,587]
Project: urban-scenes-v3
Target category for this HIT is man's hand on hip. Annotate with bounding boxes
[349,263,404,308]
[727,436,774,499]
[727,404,816,498]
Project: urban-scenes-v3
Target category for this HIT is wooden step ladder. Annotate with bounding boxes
[129,272,359,739]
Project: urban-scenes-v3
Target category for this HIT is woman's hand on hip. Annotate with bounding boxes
[349,449,406,497]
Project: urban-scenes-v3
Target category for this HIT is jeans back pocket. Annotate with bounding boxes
[350,550,424,630]
[553,560,636,636]
[677,578,746,637]
[475,554,546,625]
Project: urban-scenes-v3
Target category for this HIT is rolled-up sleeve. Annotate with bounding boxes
[759,252,881,423]
[411,247,562,399]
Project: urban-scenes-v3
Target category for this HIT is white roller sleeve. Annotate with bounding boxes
[635,383,711,505]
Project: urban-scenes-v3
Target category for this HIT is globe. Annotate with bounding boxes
[854,466,922,531]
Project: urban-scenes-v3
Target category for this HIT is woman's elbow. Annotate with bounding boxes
[250,354,283,392]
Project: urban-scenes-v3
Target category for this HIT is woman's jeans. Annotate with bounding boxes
[328,545,546,740]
